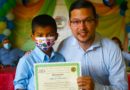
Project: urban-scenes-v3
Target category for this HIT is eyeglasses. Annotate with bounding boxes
[70,18,95,26]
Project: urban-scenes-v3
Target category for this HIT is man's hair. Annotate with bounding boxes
[69,0,97,18]
[112,37,123,51]
[31,14,57,34]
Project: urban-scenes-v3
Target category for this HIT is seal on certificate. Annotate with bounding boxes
[71,67,76,72]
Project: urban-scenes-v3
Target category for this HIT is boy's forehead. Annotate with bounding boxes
[34,26,57,33]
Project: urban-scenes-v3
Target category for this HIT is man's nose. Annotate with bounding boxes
[79,21,86,29]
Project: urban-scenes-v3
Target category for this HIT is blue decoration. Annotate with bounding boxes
[103,0,115,7]
[0,0,7,8]
[120,1,128,16]
[126,23,130,33]
[0,34,6,42]
[7,20,14,30]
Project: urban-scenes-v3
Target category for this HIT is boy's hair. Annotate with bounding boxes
[69,0,97,19]
[32,14,57,34]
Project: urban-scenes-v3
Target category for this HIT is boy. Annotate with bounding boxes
[14,14,65,90]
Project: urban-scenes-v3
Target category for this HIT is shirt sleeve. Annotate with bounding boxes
[14,56,29,89]
[94,40,128,90]
[122,51,130,61]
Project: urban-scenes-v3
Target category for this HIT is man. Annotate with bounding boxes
[0,37,25,66]
[58,0,128,90]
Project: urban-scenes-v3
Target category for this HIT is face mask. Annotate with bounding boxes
[35,37,55,51]
[3,43,11,50]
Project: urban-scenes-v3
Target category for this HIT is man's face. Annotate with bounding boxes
[2,39,10,45]
[69,8,98,44]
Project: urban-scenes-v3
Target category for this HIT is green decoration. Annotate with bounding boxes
[0,0,16,18]
[64,0,76,10]
[3,2,11,14]
[38,0,56,16]
[3,28,11,36]
[116,0,124,5]
[0,8,6,18]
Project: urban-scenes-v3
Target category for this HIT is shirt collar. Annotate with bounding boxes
[88,33,102,51]
[34,46,55,62]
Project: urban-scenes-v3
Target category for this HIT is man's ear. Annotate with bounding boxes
[68,20,71,28]
[95,19,99,27]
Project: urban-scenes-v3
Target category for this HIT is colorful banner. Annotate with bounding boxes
[12,0,56,51]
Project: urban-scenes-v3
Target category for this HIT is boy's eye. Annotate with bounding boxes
[34,33,56,37]
[47,33,56,36]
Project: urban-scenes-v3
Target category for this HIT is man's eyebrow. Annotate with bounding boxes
[71,17,95,20]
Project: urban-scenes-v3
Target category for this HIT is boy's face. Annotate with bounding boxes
[31,26,58,41]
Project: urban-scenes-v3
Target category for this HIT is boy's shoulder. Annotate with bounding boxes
[20,50,33,59]
[53,51,65,61]
[54,52,63,57]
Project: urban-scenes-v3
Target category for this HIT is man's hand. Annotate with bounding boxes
[77,76,94,90]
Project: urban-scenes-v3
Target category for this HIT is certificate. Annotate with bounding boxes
[34,62,81,90]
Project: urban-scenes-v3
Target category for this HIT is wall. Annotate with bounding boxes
[53,0,72,50]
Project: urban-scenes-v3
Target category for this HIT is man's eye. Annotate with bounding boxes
[87,19,93,22]
[72,21,80,24]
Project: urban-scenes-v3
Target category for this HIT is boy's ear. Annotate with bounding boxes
[31,34,35,41]
[55,33,58,40]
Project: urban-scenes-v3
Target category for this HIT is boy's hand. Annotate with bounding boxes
[77,76,94,90]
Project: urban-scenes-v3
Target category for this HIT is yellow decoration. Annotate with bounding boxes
[127,0,130,8]
[0,21,7,33]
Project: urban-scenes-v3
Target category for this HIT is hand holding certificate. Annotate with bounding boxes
[34,62,81,90]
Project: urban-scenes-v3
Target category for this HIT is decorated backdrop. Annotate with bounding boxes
[0,0,130,51]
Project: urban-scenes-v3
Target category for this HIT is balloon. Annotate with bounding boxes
[0,34,6,42]
[0,21,7,31]
[103,0,115,7]
[3,28,11,36]
[0,0,7,8]
[22,0,29,6]
[6,12,15,20]
[7,21,14,30]
[126,23,130,33]
[120,1,128,16]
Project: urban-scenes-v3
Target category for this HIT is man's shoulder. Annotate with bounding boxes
[101,38,116,46]
[12,48,23,51]
[101,38,119,51]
